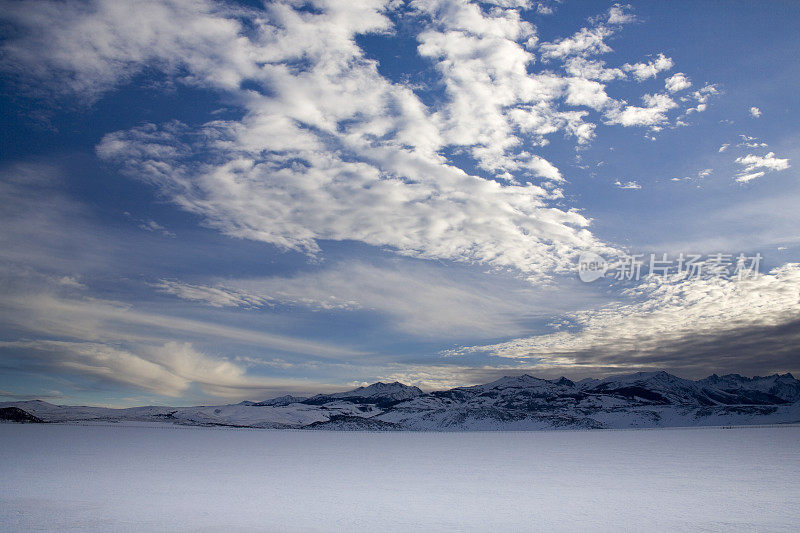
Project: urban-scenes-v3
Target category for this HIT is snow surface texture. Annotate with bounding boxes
[1,424,798,531]
[3,371,800,430]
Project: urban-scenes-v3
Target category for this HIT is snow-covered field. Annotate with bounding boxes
[1,424,798,532]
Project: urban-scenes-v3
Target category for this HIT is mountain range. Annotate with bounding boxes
[2,371,799,431]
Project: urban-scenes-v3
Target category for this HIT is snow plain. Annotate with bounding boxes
[1,423,798,532]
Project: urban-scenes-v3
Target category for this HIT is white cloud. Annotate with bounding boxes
[606,4,636,25]
[693,84,718,103]
[2,0,697,282]
[538,4,634,59]
[0,0,262,102]
[604,93,677,127]
[686,103,706,114]
[98,121,602,279]
[539,25,614,59]
[92,1,626,278]
[413,2,579,173]
[683,84,718,115]
[749,106,762,118]
[718,143,730,152]
[623,53,673,81]
[447,264,800,375]
[734,152,790,183]
[664,72,691,93]
[562,57,625,81]
[565,77,611,110]
[57,276,86,289]
[674,168,713,182]
[614,179,641,190]
[735,171,766,183]
[481,0,534,7]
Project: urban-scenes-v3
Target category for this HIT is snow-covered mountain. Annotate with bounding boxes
[699,373,800,403]
[2,371,799,431]
[304,381,425,407]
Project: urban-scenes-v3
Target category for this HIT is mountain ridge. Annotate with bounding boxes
[3,371,799,431]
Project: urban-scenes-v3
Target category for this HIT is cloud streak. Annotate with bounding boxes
[0,290,364,359]
[448,264,800,377]
[155,261,599,338]
[155,280,270,309]
[0,340,341,399]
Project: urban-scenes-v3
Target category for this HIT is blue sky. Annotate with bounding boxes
[1,0,798,406]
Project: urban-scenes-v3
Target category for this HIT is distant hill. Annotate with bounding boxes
[3,371,799,431]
